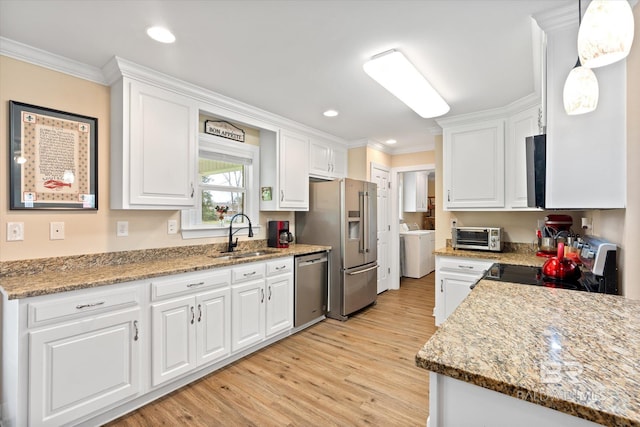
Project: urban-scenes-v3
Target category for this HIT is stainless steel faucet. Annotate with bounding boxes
[227,213,254,252]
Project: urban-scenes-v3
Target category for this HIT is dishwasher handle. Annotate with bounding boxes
[297,257,328,267]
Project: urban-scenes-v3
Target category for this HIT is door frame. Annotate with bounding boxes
[389,164,436,290]
[370,162,391,293]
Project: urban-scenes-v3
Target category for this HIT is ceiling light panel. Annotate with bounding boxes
[363,50,450,118]
[147,26,176,43]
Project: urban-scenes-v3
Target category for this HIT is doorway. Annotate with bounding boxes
[370,163,390,294]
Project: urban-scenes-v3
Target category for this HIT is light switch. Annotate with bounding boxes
[7,222,24,241]
[117,221,129,237]
[50,222,65,240]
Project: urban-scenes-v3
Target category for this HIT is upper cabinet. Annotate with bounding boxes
[404,171,429,212]
[110,78,198,210]
[505,105,541,209]
[309,138,347,179]
[442,119,506,210]
[260,129,309,211]
[534,7,626,209]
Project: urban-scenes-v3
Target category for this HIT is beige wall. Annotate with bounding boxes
[347,146,367,180]
[0,57,275,262]
[391,150,435,168]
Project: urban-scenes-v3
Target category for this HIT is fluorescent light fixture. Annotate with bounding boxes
[146,26,176,44]
[563,59,599,115]
[578,0,635,69]
[323,109,339,117]
[363,49,449,118]
[385,139,397,145]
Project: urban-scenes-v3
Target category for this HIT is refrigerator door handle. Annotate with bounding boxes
[359,192,365,254]
[363,192,369,253]
[345,264,378,275]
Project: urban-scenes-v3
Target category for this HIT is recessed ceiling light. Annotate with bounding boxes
[323,109,339,117]
[146,26,176,44]
[386,139,397,145]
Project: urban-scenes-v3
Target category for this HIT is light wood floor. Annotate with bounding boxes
[107,273,437,426]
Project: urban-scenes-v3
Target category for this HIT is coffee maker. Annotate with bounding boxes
[268,220,293,248]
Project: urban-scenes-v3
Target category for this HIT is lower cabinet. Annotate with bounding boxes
[435,256,493,326]
[150,269,231,387]
[231,258,293,352]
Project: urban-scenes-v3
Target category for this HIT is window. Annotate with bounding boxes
[181,135,259,238]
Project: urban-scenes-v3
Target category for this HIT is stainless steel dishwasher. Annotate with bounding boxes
[294,252,328,327]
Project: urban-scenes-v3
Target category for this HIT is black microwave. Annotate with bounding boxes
[525,134,546,208]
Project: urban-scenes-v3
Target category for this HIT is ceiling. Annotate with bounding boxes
[0,0,573,153]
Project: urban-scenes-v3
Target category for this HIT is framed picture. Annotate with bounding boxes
[261,186,272,201]
[9,101,98,210]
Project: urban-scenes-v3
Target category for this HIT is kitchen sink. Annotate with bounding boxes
[210,249,281,260]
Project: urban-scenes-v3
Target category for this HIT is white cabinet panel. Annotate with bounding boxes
[29,308,141,427]
[266,274,293,337]
[506,106,540,209]
[443,120,505,209]
[404,171,428,212]
[231,280,265,352]
[309,139,347,179]
[196,288,231,366]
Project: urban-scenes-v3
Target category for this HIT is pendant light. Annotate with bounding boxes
[563,0,599,115]
[578,0,635,69]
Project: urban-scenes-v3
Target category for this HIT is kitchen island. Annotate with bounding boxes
[416,280,640,427]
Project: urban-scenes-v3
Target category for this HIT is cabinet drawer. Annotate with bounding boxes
[151,269,231,301]
[232,263,266,283]
[28,288,139,328]
[437,257,493,276]
[266,257,293,276]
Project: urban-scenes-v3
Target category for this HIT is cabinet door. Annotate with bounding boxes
[265,274,293,337]
[151,296,196,387]
[506,106,539,208]
[330,145,347,178]
[231,280,265,352]
[129,80,197,207]
[29,308,141,427]
[443,119,505,209]
[309,140,332,176]
[196,288,231,366]
[279,130,309,209]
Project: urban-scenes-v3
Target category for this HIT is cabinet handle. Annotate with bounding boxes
[76,301,105,310]
[280,190,284,202]
[190,183,194,198]
[447,190,450,202]
[190,306,195,324]
[440,279,443,293]
[275,265,287,271]
[197,304,202,322]
[261,288,265,303]
[243,271,256,277]
[187,281,205,288]
[133,320,139,341]
[268,286,272,300]
[458,265,474,270]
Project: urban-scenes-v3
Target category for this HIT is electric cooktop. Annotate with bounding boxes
[482,263,602,292]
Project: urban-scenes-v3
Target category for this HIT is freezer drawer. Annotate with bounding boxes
[342,263,377,316]
[294,253,328,327]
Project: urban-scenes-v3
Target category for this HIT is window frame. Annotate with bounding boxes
[181,135,260,239]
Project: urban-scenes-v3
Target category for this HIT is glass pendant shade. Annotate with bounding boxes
[563,61,599,115]
[578,0,635,68]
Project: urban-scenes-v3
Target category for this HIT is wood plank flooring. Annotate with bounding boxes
[107,273,436,426]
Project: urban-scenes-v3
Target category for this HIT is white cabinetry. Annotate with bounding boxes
[231,258,293,352]
[506,106,540,208]
[443,119,505,209]
[309,138,347,179]
[435,256,492,326]
[535,10,626,209]
[260,129,309,211]
[110,77,197,209]
[26,285,142,427]
[403,171,429,212]
[150,269,231,387]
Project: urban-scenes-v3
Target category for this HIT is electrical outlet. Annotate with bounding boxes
[167,219,178,234]
[7,222,24,241]
[50,222,65,240]
[117,221,129,237]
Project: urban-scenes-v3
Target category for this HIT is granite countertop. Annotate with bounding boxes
[416,280,640,426]
[0,243,330,300]
[434,246,547,267]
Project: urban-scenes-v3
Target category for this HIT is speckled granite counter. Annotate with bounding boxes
[434,246,547,267]
[416,280,640,426]
[0,242,330,300]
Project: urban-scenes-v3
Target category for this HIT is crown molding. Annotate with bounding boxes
[436,92,540,128]
[0,37,106,84]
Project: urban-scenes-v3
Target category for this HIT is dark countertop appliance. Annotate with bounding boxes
[482,235,617,294]
[268,220,293,248]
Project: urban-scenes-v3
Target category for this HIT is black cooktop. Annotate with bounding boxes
[482,263,601,292]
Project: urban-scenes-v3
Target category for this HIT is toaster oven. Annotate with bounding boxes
[452,226,502,252]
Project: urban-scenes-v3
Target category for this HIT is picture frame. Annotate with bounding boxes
[261,186,272,201]
[9,101,98,210]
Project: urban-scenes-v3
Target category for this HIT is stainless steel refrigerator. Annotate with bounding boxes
[295,178,377,320]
